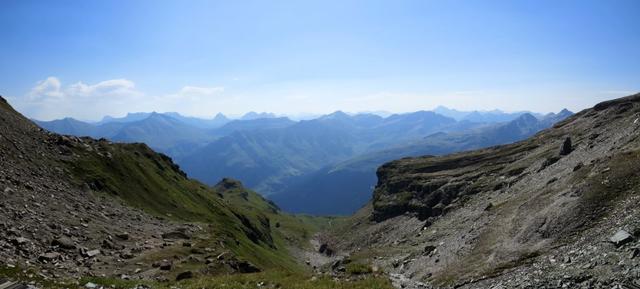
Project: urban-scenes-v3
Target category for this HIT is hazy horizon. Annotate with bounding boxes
[2,1,639,120]
[30,104,574,123]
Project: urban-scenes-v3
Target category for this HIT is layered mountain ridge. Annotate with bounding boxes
[35,106,571,215]
[326,93,640,288]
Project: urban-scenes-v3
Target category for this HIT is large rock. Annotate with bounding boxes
[230,260,260,273]
[115,232,129,240]
[559,137,572,156]
[175,271,193,281]
[38,252,61,262]
[52,237,76,249]
[11,237,29,245]
[84,249,101,257]
[610,230,633,246]
[153,260,172,271]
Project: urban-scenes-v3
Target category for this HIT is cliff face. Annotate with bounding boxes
[336,93,640,288]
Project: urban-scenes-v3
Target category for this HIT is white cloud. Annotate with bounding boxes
[66,79,138,98]
[16,77,145,120]
[12,76,227,120]
[10,76,624,121]
[28,77,63,100]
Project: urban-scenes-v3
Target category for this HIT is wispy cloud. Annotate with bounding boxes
[28,77,64,100]
[12,76,226,120]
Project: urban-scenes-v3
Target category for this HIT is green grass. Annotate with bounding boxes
[76,271,393,289]
[345,263,373,275]
[56,139,345,281]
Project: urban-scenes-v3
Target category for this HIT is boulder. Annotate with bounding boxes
[175,271,193,281]
[230,260,260,273]
[52,237,76,249]
[115,233,129,240]
[11,237,29,245]
[38,252,61,262]
[84,249,101,258]
[610,230,633,246]
[559,137,572,156]
[153,260,172,271]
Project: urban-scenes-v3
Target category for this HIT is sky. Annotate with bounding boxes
[1,0,639,121]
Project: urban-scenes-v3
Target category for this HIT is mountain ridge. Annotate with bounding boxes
[326,92,640,288]
[0,95,340,286]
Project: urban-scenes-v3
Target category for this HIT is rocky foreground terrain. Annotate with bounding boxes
[322,93,640,288]
[0,96,358,289]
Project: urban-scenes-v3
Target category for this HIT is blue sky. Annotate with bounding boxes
[1,0,639,120]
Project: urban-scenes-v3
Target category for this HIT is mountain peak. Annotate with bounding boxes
[241,111,277,120]
[213,112,228,120]
[323,110,349,119]
[516,112,538,122]
[558,108,573,116]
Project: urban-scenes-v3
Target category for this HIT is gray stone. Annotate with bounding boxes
[115,232,129,240]
[38,252,61,262]
[51,237,76,249]
[11,237,29,245]
[610,230,633,246]
[85,249,101,257]
[153,259,172,271]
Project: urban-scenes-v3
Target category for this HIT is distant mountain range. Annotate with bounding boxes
[271,109,573,214]
[34,107,572,215]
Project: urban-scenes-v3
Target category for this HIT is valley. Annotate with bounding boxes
[36,107,572,215]
[1,96,390,288]
[3,1,638,288]
[5,93,640,288]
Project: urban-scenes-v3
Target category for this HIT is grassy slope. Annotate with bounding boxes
[56,139,391,288]
[62,140,301,270]
[0,95,392,288]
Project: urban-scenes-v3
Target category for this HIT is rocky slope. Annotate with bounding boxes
[0,96,331,287]
[327,93,640,288]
